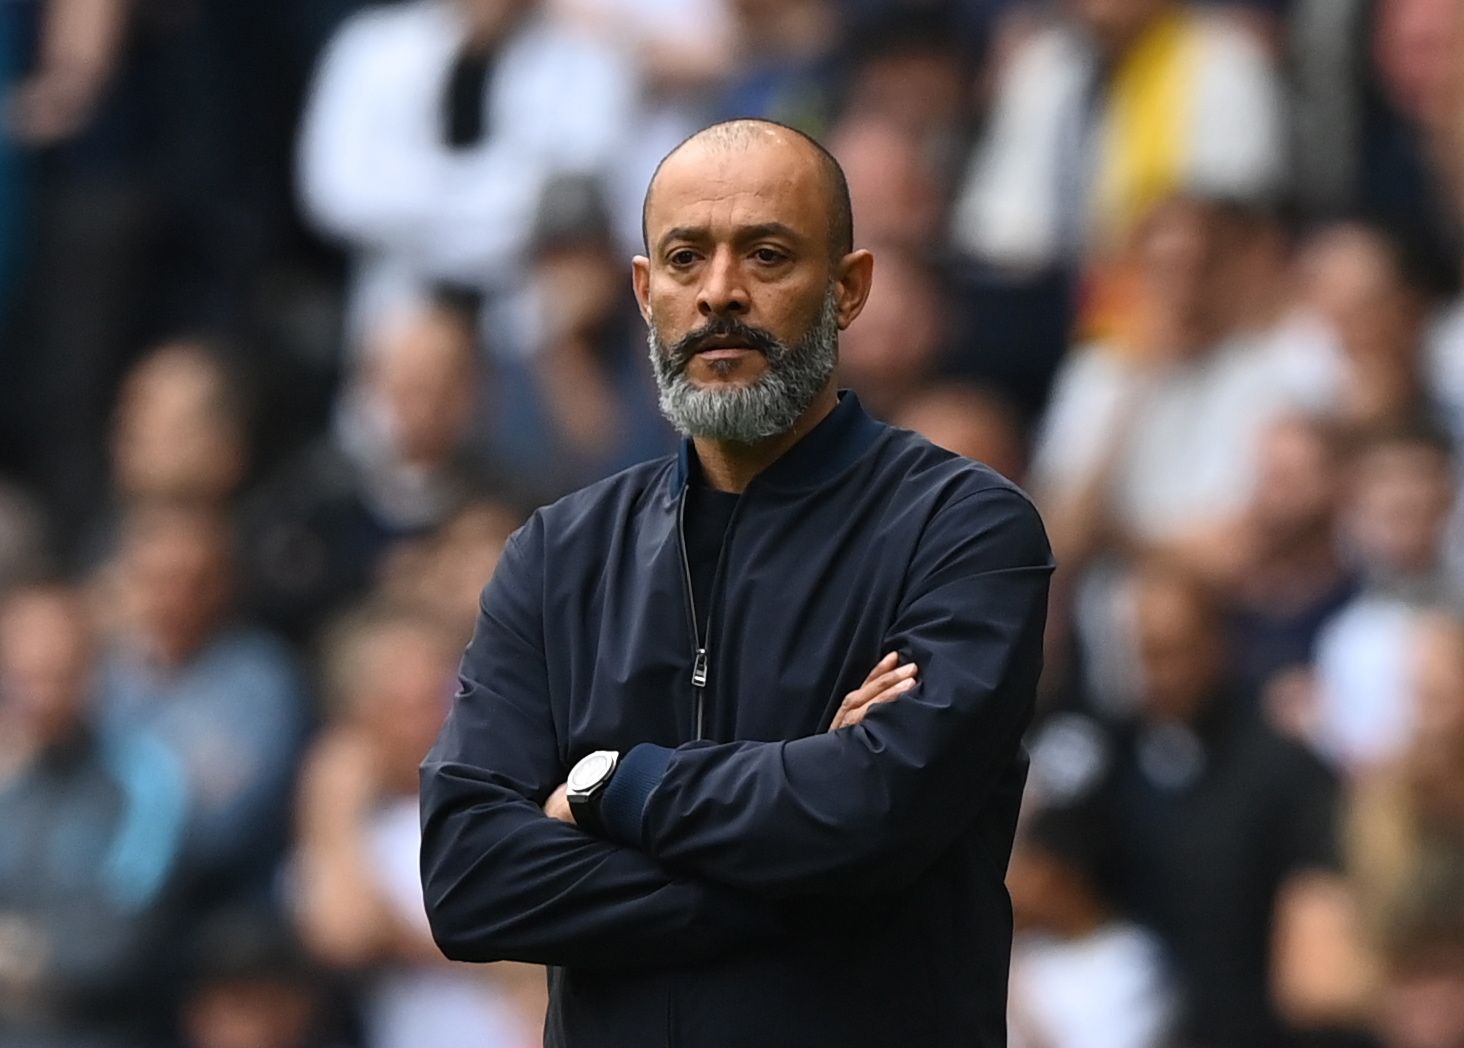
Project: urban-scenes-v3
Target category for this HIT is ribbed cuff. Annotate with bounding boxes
[599,743,674,847]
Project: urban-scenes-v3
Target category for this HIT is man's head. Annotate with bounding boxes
[358,299,479,468]
[112,340,250,504]
[1133,195,1236,359]
[634,119,874,445]
[1129,560,1226,723]
[0,584,95,749]
[835,247,944,415]
[1343,422,1456,583]
[113,502,236,667]
[1248,414,1344,553]
[1302,223,1430,376]
[321,607,458,794]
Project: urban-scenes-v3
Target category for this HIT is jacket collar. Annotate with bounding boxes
[671,391,886,496]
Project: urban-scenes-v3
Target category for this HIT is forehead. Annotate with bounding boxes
[646,137,831,248]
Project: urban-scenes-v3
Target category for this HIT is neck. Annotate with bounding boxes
[692,384,838,493]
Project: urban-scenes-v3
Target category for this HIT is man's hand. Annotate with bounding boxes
[544,783,575,823]
[829,653,918,731]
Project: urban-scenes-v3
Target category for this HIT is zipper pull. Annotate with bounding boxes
[691,648,709,688]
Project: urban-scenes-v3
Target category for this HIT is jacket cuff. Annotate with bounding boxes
[598,743,674,847]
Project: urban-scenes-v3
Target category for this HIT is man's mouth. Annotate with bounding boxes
[694,335,757,355]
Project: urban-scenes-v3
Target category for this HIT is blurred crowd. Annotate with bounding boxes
[1,0,1463,1046]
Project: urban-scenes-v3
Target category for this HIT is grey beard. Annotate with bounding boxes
[648,288,840,445]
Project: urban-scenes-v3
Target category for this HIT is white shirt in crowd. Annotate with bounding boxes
[298,0,639,345]
[1008,923,1176,1048]
[951,13,1285,272]
[1032,333,1327,545]
[1311,595,1420,774]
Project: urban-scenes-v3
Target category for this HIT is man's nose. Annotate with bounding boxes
[697,248,750,317]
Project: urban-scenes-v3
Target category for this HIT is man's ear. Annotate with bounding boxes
[632,256,653,324]
[833,249,875,331]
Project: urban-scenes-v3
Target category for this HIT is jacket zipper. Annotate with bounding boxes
[677,491,709,740]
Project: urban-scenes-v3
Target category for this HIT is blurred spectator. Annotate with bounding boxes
[485,175,674,494]
[946,0,1286,406]
[890,381,1027,482]
[110,341,250,509]
[1314,421,1458,773]
[1345,610,1464,1045]
[951,0,1286,275]
[292,607,541,1048]
[180,909,338,1048]
[1347,611,1464,948]
[0,583,188,1048]
[836,248,949,419]
[376,496,524,646]
[298,0,639,348]
[828,116,947,258]
[94,502,307,906]
[240,297,508,641]
[1342,422,1458,600]
[543,0,734,248]
[1219,415,1357,703]
[1006,807,1176,1048]
[1032,196,1308,570]
[1300,222,1441,430]
[55,338,257,568]
[1035,562,1352,1047]
[711,0,842,132]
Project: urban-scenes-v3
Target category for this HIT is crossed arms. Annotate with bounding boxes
[418,484,1052,969]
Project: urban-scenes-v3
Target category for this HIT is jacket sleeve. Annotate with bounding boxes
[419,515,783,969]
[595,484,1053,898]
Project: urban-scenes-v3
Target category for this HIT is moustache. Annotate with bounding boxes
[665,317,785,371]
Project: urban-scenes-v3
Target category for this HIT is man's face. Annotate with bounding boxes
[0,591,92,746]
[633,132,870,443]
[1132,577,1223,723]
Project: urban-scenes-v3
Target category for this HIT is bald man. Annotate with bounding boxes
[420,120,1053,1047]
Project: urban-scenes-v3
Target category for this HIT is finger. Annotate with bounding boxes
[858,663,919,700]
[859,652,900,686]
[832,674,918,730]
[849,667,913,708]
[867,676,919,706]
[837,664,918,719]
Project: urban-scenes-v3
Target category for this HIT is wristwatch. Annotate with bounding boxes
[566,749,620,834]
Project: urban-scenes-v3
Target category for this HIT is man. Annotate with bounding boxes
[1028,561,1350,1046]
[0,584,188,1048]
[298,0,638,347]
[420,119,1054,1047]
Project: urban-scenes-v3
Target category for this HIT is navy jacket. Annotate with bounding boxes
[420,393,1053,1047]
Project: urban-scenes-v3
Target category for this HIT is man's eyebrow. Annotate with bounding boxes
[657,226,710,251]
[655,222,807,252]
[734,222,804,245]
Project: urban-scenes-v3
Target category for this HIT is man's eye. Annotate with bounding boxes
[754,248,785,264]
[668,250,697,266]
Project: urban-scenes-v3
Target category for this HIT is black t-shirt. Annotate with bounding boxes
[1030,699,1341,1048]
[683,480,740,641]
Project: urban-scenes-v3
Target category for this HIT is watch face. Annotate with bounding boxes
[568,750,616,793]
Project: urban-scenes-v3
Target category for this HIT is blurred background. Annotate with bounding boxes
[0,0,1462,1046]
